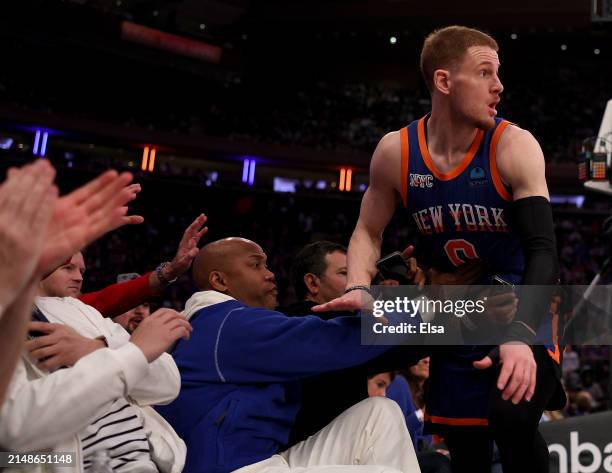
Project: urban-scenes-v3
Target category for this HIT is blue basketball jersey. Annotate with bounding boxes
[400,116,561,428]
[402,115,523,278]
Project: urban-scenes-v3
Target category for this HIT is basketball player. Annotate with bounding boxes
[313,26,564,472]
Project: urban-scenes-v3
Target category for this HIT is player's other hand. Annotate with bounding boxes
[473,342,536,404]
[311,288,368,313]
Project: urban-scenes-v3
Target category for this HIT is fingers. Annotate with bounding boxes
[186,214,207,236]
[167,319,193,340]
[473,356,493,370]
[400,245,415,261]
[497,359,513,391]
[414,269,426,288]
[25,335,57,352]
[82,172,134,215]
[66,170,118,206]
[526,363,537,402]
[312,295,362,312]
[123,214,145,226]
[29,345,60,362]
[38,355,64,372]
[28,321,58,333]
[510,365,530,404]
[500,363,524,401]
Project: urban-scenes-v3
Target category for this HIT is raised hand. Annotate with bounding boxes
[38,171,144,276]
[165,214,209,280]
[0,161,57,308]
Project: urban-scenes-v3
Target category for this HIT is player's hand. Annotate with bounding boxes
[26,322,106,371]
[130,308,192,362]
[473,342,536,404]
[311,288,369,313]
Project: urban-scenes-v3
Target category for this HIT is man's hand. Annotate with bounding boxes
[38,170,144,276]
[165,214,208,280]
[473,342,536,404]
[400,245,426,287]
[26,321,106,371]
[0,161,57,308]
[130,309,192,362]
[311,289,368,313]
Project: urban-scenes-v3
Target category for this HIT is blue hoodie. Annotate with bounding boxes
[156,291,410,473]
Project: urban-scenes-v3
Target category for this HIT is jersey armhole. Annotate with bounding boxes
[400,127,409,207]
[489,120,513,202]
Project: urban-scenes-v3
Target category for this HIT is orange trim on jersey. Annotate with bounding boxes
[424,413,489,427]
[489,120,513,201]
[547,312,561,364]
[400,127,409,208]
[417,116,484,181]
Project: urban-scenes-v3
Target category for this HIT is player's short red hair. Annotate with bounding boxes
[420,25,498,92]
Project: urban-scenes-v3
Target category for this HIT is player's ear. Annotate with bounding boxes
[433,69,451,95]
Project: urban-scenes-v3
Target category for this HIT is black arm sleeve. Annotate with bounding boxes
[504,196,559,344]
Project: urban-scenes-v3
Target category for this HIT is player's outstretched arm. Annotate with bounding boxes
[313,132,402,313]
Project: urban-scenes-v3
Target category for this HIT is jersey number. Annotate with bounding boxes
[444,239,479,267]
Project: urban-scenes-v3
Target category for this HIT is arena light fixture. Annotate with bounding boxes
[338,168,353,192]
[40,131,48,157]
[33,130,40,156]
[242,158,256,185]
[248,160,256,185]
[141,146,150,171]
[148,148,156,172]
[389,36,397,45]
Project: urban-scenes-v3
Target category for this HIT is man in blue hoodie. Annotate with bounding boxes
[156,237,421,473]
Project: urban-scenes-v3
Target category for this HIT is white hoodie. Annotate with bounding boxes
[0,297,186,473]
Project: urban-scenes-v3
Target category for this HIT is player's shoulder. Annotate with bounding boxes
[497,122,543,157]
[373,130,402,162]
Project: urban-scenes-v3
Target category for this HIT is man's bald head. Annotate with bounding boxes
[193,238,277,309]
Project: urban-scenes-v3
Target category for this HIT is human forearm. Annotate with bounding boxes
[346,222,383,287]
[0,281,37,406]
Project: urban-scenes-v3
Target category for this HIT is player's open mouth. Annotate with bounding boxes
[488,100,499,116]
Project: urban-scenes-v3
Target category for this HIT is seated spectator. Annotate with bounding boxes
[0,161,142,406]
[157,237,422,473]
[79,214,208,319]
[0,258,192,472]
[283,241,428,448]
[367,372,394,397]
[114,273,152,332]
[572,390,595,416]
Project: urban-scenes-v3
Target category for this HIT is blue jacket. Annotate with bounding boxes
[386,374,431,451]
[156,291,398,473]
